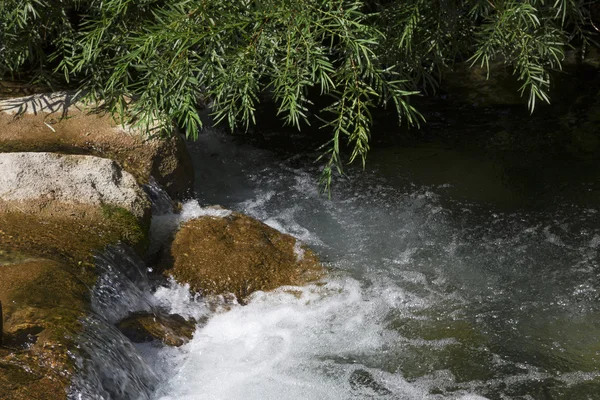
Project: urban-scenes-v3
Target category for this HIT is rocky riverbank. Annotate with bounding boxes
[0,93,324,399]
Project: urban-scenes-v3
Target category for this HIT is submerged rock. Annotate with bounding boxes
[169,212,324,301]
[442,61,524,107]
[0,92,194,200]
[116,312,197,347]
[348,369,392,396]
[0,253,90,400]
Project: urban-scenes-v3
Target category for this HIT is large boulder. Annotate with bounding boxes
[0,152,149,221]
[0,153,150,264]
[169,212,324,301]
[0,92,194,200]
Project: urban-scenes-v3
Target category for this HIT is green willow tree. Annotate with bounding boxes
[1,0,598,188]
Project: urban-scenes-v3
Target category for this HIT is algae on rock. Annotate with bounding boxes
[116,312,197,347]
[0,255,90,400]
[169,212,324,302]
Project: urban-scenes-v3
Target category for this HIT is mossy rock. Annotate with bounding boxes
[0,256,90,400]
[0,204,150,399]
[169,212,324,301]
[0,202,149,269]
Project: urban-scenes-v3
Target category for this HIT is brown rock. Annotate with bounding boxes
[0,93,194,200]
[169,212,324,301]
[0,300,3,347]
[0,201,151,399]
[0,201,149,266]
[0,253,91,400]
[116,312,197,347]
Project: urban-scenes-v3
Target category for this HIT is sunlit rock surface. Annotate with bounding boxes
[0,92,194,200]
[0,152,150,221]
[169,212,324,301]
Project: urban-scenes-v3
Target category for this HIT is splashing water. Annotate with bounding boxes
[138,130,600,400]
[145,177,175,216]
[72,245,160,400]
[70,128,600,399]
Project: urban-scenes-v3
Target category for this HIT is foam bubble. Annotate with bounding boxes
[151,278,209,321]
[180,202,233,220]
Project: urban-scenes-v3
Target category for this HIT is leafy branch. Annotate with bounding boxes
[1,0,598,189]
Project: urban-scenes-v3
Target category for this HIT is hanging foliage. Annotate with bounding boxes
[1,0,598,189]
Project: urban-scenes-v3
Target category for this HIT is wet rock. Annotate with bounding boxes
[348,369,392,396]
[0,152,150,221]
[116,312,196,347]
[0,300,3,347]
[0,202,149,266]
[169,212,324,301]
[0,92,194,200]
[0,254,91,400]
[0,92,195,398]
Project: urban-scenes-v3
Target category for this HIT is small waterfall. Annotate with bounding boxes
[70,180,179,399]
[144,177,175,216]
[70,315,159,400]
[70,244,161,400]
[92,244,155,324]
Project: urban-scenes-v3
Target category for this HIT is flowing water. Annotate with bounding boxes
[140,129,600,400]
[74,126,600,399]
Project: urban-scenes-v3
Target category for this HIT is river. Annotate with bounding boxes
[121,126,600,400]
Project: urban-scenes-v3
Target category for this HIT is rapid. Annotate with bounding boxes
[143,128,600,400]
[72,126,599,400]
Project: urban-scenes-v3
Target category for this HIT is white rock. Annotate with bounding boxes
[0,152,149,219]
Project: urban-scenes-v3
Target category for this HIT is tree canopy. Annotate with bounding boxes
[1,0,598,188]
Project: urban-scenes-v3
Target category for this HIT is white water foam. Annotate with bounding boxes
[180,202,233,219]
[151,278,209,322]
[145,277,487,400]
